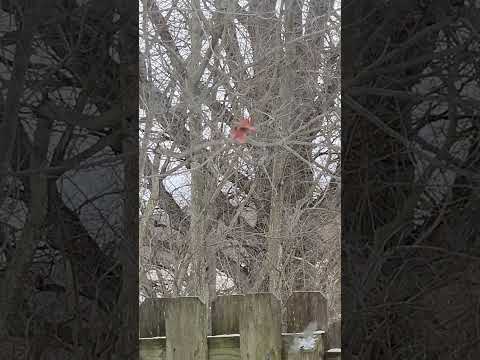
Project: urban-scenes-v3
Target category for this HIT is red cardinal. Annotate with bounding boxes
[231,117,256,144]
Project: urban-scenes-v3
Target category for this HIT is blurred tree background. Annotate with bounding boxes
[1,1,138,358]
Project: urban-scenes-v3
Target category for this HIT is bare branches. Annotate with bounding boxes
[140,0,341,320]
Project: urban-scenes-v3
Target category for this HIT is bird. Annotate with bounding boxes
[289,321,318,353]
[230,116,256,144]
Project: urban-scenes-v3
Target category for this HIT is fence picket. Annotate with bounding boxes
[139,292,340,360]
[165,297,208,360]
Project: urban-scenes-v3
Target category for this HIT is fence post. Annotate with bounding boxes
[165,297,208,360]
[239,293,282,360]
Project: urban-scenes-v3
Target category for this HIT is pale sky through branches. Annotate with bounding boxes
[140,0,341,204]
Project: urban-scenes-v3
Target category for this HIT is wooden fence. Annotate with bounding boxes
[139,291,341,360]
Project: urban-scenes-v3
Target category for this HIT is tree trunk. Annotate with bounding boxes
[187,0,213,333]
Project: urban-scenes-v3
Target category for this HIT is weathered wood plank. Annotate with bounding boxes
[140,293,339,360]
[239,293,282,360]
[140,337,166,360]
[327,320,340,349]
[165,297,208,360]
[208,334,241,360]
[139,298,168,337]
[286,292,328,333]
[140,336,241,360]
[211,295,244,335]
[140,333,328,360]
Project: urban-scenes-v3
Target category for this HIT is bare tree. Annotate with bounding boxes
[140,0,341,325]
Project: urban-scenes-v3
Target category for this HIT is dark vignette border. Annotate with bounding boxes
[342,0,480,358]
[0,1,139,359]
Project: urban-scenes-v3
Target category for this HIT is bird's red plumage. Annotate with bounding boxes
[231,117,256,144]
